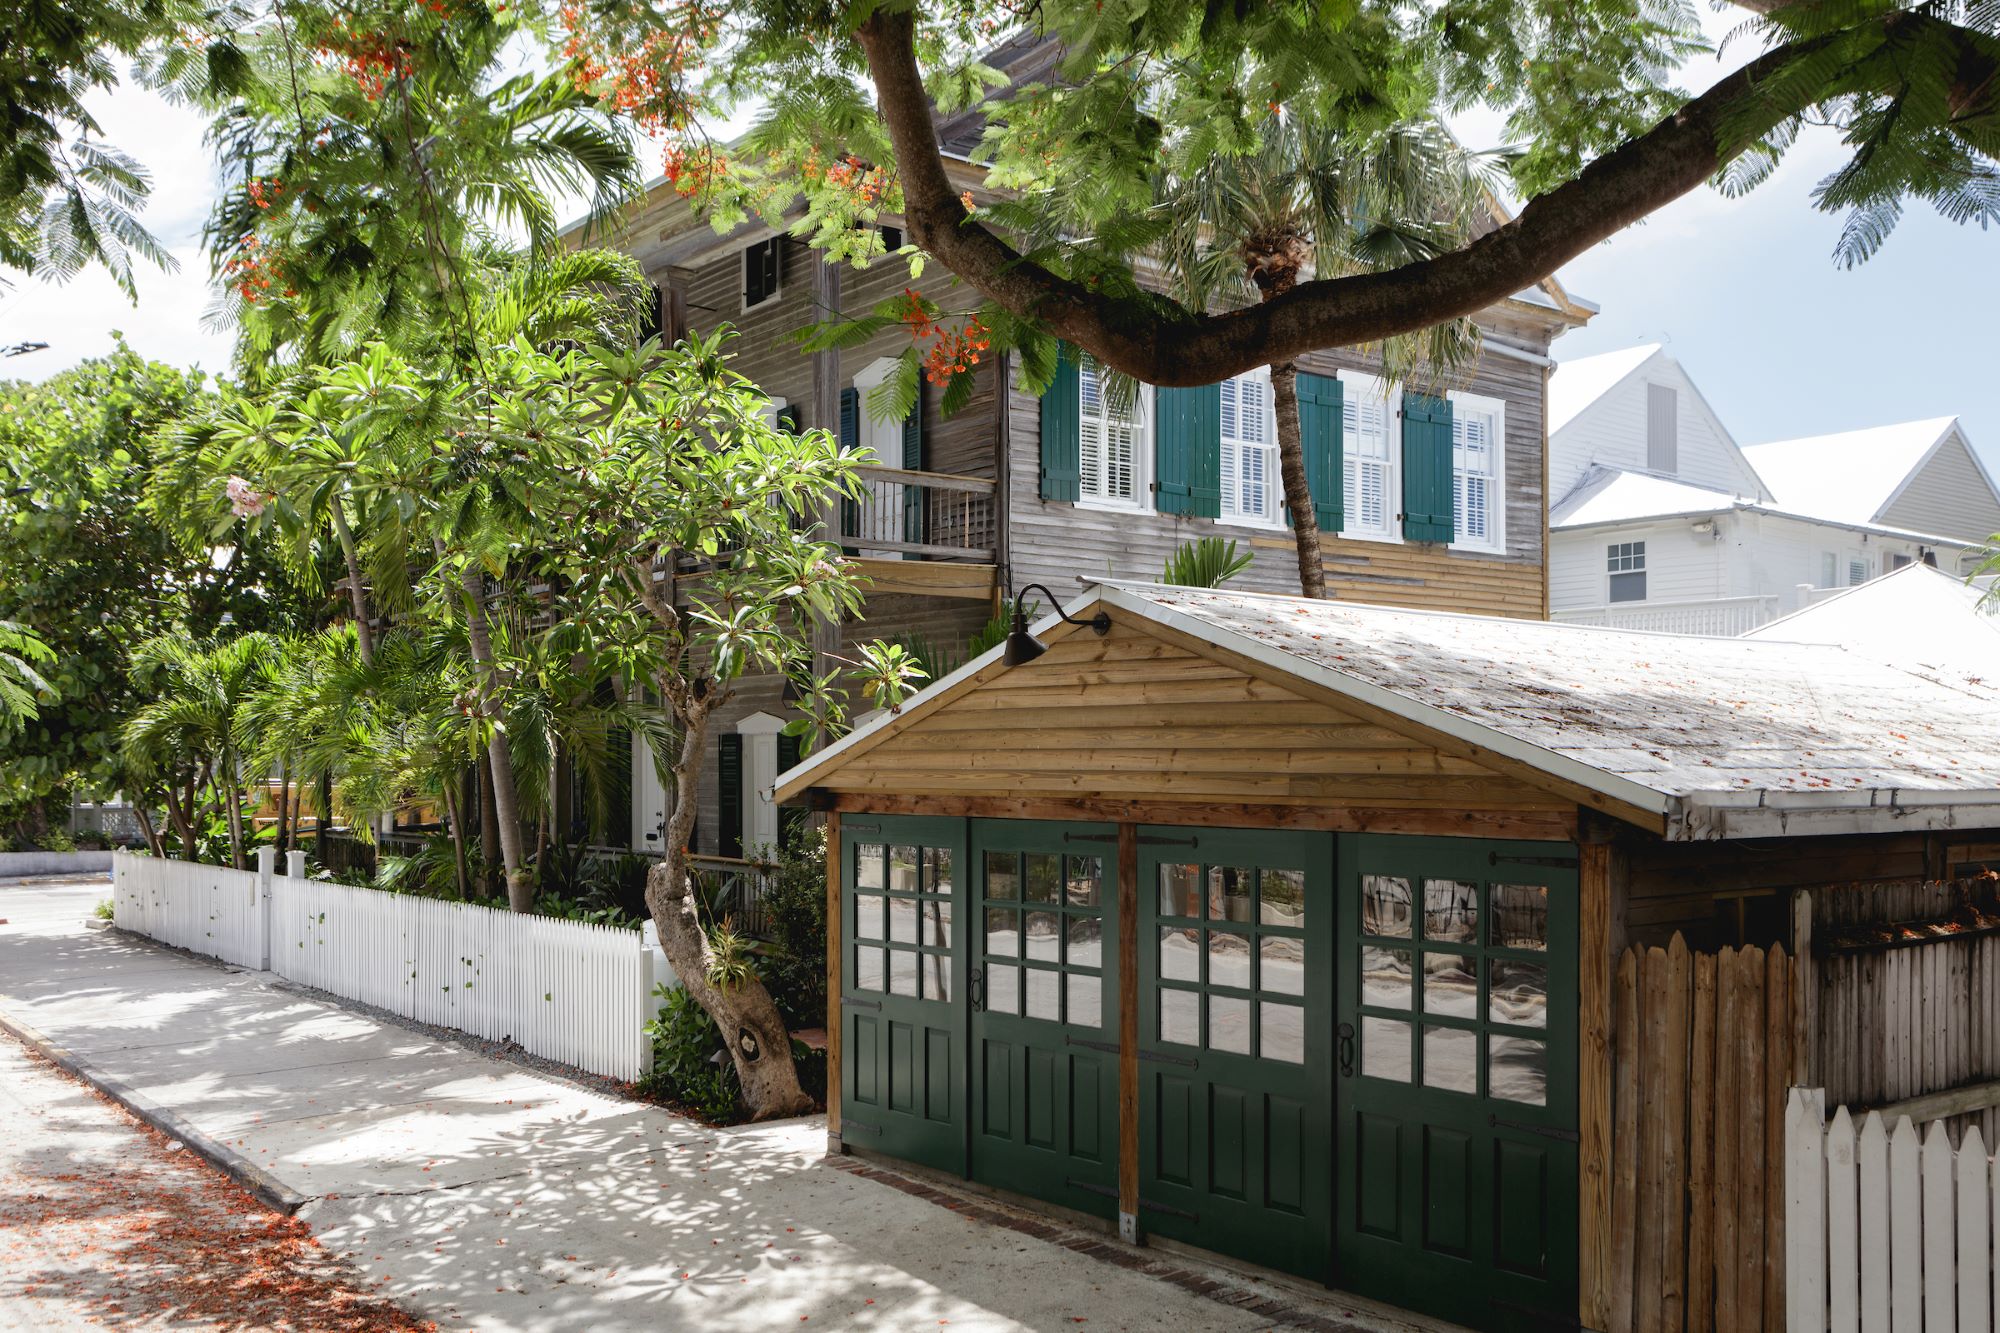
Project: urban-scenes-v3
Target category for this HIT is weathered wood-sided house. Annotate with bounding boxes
[774,581,2000,1332]
[591,33,1596,861]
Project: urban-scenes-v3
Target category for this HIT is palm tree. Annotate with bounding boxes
[1157,114,1492,597]
[123,633,280,866]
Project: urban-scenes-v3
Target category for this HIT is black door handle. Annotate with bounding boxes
[1337,1021,1356,1077]
[969,966,984,1012]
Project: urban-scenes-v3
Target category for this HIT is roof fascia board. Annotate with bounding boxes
[1095,585,1676,830]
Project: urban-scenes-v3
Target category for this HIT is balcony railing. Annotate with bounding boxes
[839,465,996,563]
[1553,594,1781,637]
[688,853,777,940]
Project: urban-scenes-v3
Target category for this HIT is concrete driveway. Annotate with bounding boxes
[0,876,1430,1333]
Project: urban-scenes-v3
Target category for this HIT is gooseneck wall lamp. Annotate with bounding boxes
[1000,583,1111,667]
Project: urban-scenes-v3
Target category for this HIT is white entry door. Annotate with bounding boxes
[736,712,786,857]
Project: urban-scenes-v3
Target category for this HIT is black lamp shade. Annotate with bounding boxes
[1001,605,1047,666]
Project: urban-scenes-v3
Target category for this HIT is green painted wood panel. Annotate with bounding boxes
[1400,392,1455,543]
[1039,345,1081,501]
[1155,383,1222,518]
[1296,372,1345,531]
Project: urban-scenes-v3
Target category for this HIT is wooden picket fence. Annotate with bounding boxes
[1787,1089,2000,1332]
[112,851,656,1081]
[1609,934,1794,1333]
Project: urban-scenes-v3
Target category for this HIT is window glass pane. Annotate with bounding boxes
[1489,958,1548,1029]
[1422,952,1478,1019]
[1024,911,1060,962]
[985,908,1018,957]
[887,896,918,944]
[1064,914,1104,970]
[1422,880,1478,944]
[1261,1002,1305,1064]
[1209,866,1254,923]
[1490,1035,1548,1106]
[1025,853,1060,903]
[1066,973,1102,1029]
[922,953,951,1003]
[1259,868,1306,929]
[925,846,954,895]
[1159,863,1201,918]
[889,846,920,893]
[1160,988,1199,1046]
[1205,928,1253,991]
[1608,570,1646,603]
[1258,936,1306,997]
[986,964,1019,1015]
[1422,1025,1477,1094]
[889,949,918,997]
[853,893,885,940]
[1490,884,1549,951]
[1024,967,1060,1022]
[1208,996,1251,1055]
[1362,1016,1411,1082]
[920,898,951,948]
[984,851,1020,900]
[1360,945,1412,1009]
[1159,926,1199,982]
[1065,856,1102,907]
[856,844,886,890]
[854,945,885,992]
[1362,876,1413,938]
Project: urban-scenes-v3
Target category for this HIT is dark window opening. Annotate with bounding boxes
[744,238,781,308]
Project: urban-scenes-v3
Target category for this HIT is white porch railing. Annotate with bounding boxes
[112,850,656,1081]
[1553,594,1781,636]
[1787,1087,2000,1332]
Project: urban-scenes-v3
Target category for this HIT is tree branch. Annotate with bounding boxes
[856,8,1975,385]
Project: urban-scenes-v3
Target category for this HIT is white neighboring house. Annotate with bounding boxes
[1741,563,1999,683]
[1547,345,1993,635]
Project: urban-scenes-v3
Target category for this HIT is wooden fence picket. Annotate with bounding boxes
[1859,1111,1890,1333]
[1922,1121,1957,1333]
[1890,1117,1922,1333]
[1958,1125,1990,1332]
[1825,1106,1858,1333]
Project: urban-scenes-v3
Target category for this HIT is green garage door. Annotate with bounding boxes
[840,816,967,1173]
[1137,827,1335,1280]
[968,821,1120,1218]
[1334,835,1579,1332]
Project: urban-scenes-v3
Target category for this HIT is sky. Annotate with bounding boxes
[3,27,1996,474]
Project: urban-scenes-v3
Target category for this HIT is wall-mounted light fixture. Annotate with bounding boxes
[1001,583,1111,666]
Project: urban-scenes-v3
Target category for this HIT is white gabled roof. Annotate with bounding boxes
[1745,565,2000,683]
[780,582,2000,841]
[1550,468,1745,528]
[1741,418,1962,526]
[1547,344,1661,435]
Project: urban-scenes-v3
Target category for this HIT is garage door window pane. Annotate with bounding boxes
[1363,876,1413,938]
[854,945,885,992]
[920,899,951,948]
[1361,945,1412,1010]
[1209,995,1252,1054]
[1422,952,1478,1019]
[1160,927,1199,982]
[985,852,1020,900]
[1024,967,1059,1021]
[986,964,1019,1015]
[1210,866,1254,923]
[922,955,951,1003]
[1490,884,1548,950]
[1259,868,1306,929]
[1160,988,1199,1046]
[1363,1016,1411,1082]
[888,896,918,944]
[853,893,885,940]
[1489,1035,1547,1105]
[1067,973,1102,1029]
[1259,936,1306,996]
[1422,1024,1477,1094]
[857,844,886,889]
[1024,911,1059,961]
[889,950,918,997]
[1159,863,1201,919]
[1066,855,1101,907]
[1260,1002,1305,1064]
[1025,853,1060,903]
[1423,880,1478,944]
[1489,958,1548,1028]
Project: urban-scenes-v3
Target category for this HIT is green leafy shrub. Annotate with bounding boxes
[94,899,113,921]
[1161,536,1254,588]
[35,828,75,853]
[759,821,828,1031]
[72,829,111,850]
[635,983,740,1121]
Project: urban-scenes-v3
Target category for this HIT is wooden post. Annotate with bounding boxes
[1579,840,1615,1331]
[254,846,274,972]
[1117,820,1139,1245]
[1793,890,1816,1088]
[825,811,843,1151]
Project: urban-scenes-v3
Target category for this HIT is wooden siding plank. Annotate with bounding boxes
[1580,842,1615,1332]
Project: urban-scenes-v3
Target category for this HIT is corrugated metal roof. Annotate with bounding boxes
[1742,418,1960,526]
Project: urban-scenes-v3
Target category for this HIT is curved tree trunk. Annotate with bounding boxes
[133,798,165,858]
[457,564,531,910]
[1269,360,1327,598]
[330,499,375,667]
[645,697,811,1121]
[222,749,247,870]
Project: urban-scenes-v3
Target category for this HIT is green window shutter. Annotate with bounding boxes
[1401,391,1455,543]
[838,387,860,546]
[1039,343,1081,501]
[775,732,805,844]
[1296,372,1345,532]
[903,388,925,544]
[1155,383,1222,518]
[717,733,743,859]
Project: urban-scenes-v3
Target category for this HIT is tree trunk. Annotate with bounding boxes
[167,778,197,859]
[1268,360,1326,598]
[274,757,291,856]
[645,698,812,1121]
[133,798,164,858]
[478,750,499,893]
[330,500,374,666]
[442,780,469,900]
[457,565,531,910]
[316,771,332,862]
[223,750,247,870]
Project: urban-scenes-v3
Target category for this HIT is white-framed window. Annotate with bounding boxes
[1078,356,1150,509]
[1339,371,1399,542]
[850,360,908,557]
[1607,541,1647,602]
[1847,554,1870,586]
[1447,390,1506,554]
[742,236,782,311]
[1219,370,1280,525]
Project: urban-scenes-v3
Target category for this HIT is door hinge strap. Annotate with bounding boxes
[844,823,882,834]
[1139,1196,1198,1221]
[1488,852,1578,869]
[1488,1113,1579,1143]
[1065,1035,1120,1055]
[1139,834,1199,847]
[1063,832,1119,844]
[1139,1048,1200,1069]
[844,996,883,1011]
[843,1117,883,1136]
[1065,1178,1119,1200]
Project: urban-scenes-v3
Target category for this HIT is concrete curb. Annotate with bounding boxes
[0,1008,312,1216]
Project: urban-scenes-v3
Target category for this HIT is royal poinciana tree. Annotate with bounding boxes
[564,0,1999,394]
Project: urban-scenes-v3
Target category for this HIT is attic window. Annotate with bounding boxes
[743,237,781,310]
[1647,383,1678,474]
[1607,541,1646,602]
[878,224,902,252]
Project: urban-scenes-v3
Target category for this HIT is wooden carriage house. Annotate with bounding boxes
[775,582,2000,1332]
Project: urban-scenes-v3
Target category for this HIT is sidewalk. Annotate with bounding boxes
[0,877,1417,1333]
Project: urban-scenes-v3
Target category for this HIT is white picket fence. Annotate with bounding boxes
[111,850,656,1081]
[1787,1087,2000,1332]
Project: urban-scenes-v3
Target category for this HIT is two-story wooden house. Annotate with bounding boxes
[593,47,1595,859]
